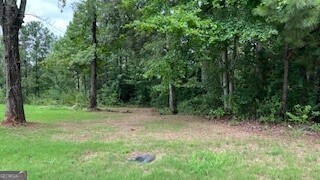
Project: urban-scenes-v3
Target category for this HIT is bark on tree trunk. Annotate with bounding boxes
[228,37,238,111]
[315,67,320,104]
[88,9,98,110]
[35,58,39,97]
[254,42,264,83]
[169,83,177,114]
[23,58,28,97]
[1,0,27,125]
[83,75,87,96]
[221,44,229,112]
[280,43,292,118]
[76,71,80,92]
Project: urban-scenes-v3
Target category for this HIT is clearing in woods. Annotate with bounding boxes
[0,105,320,179]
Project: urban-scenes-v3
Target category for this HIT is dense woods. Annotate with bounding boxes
[1,0,320,124]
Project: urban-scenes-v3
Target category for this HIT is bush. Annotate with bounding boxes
[178,96,209,115]
[310,123,320,132]
[98,84,119,106]
[150,85,168,108]
[26,94,59,105]
[24,90,87,106]
[208,107,226,119]
[286,105,320,124]
[257,96,281,123]
[158,107,172,115]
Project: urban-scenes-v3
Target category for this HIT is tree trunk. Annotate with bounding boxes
[88,9,98,110]
[35,58,40,98]
[221,44,229,112]
[82,75,87,96]
[315,67,319,103]
[280,43,292,118]
[23,57,28,97]
[1,0,27,125]
[76,71,80,91]
[228,37,238,111]
[169,83,178,114]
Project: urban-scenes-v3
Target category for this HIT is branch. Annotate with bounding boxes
[24,13,64,35]
[16,0,26,26]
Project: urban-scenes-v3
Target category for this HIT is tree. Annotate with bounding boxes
[44,0,101,108]
[0,0,27,125]
[0,36,4,83]
[255,0,320,117]
[63,0,100,110]
[34,0,320,122]
[20,21,56,98]
[88,0,98,110]
[133,0,211,114]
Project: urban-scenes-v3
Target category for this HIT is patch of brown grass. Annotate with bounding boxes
[50,107,320,160]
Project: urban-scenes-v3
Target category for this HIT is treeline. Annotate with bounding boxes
[2,0,320,123]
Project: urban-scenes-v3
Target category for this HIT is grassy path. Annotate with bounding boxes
[0,105,319,179]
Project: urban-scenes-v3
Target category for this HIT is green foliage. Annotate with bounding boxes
[20,21,56,99]
[26,92,87,107]
[286,105,320,124]
[255,0,320,46]
[98,84,119,106]
[229,118,240,126]
[0,88,5,104]
[178,97,208,115]
[208,108,226,119]
[150,85,168,108]
[257,97,282,123]
[157,107,172,115]
[310,123,320,132]
[15,0,320,126]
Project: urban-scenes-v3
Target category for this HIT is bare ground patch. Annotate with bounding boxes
[50,107,320,157]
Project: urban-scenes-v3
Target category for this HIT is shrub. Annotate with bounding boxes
[208,107,226,119]
[98,84,119,106]
[150,85,168,108]
[286,105,320,124]
[310,123,320,132]
[257,96,281,123]
[178,96,208,115]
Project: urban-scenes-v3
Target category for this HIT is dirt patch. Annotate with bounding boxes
[1,121,43,128]
[51,107,320,147]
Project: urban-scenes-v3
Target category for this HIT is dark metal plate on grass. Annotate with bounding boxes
[129,153,156,163]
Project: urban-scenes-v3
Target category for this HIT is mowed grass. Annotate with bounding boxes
[18,105,120,123]
[0,105,320,179]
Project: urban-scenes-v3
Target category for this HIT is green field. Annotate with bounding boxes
[0,105,319,179]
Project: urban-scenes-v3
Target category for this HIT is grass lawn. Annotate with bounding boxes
[0,105,320,179]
